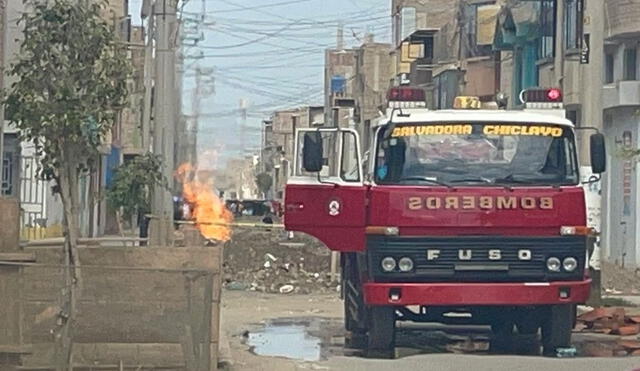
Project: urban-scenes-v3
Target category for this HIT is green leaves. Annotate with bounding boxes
[2,0,132,178]
[107,153,166,219]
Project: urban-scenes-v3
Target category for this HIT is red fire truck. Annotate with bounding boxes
[284,88,606,358]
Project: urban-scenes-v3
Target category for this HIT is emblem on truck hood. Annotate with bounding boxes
[407,195,554,211]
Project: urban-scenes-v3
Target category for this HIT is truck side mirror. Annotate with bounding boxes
[590,133,606,174]
[302,131,323,172]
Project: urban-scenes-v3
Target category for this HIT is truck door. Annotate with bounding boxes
[285,128,367,252]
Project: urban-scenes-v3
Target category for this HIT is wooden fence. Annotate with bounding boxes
[0,240,222,371]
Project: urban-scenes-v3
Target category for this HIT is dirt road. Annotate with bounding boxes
[220,290,640,371]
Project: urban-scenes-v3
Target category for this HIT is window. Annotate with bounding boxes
[464,3,494,58]
[2,152,13,196]
[294,129,361,182]
[564,0,583,52]
[394,7,417,46]
[374,123,579,186]
[566,109,581,127]
[340,132,360,182]
[539,0,556,60]
[603,53,615,84]
[624,48,637,81]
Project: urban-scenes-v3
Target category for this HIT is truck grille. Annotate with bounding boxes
[367,236,587,282]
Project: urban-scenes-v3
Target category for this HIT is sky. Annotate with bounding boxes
[128,0,391,168]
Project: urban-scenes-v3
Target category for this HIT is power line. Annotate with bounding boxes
[216,63,324,71]
[195,22,301,49]
[209,0,315,14]
[211,0,388,27]
[210,25,331,49]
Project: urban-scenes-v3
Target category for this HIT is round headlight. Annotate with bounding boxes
[563,257,578,272]
[547,257,561,272]
[398,257,414,272]
[381,257,396,272]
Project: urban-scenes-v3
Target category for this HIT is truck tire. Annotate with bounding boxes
[342,253,367,349]
[541,304,574,356]
[342,254,364,331]
[366,306,396,359]
[490,321,514,353]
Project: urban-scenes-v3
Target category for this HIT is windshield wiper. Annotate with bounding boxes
[449,177,492,184]
[496,174,564,188]
[494,174,534,184]
[399,176,451,188]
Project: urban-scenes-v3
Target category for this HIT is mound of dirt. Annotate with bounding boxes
[223,226,339,295]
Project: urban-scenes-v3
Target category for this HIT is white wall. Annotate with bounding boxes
[603,106,640,267]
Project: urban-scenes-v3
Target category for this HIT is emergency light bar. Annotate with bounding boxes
[453,96,481,109]
[387,87,427,108]
[519,88,563,109]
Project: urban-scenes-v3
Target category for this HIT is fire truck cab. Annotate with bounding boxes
[284,88,606,358]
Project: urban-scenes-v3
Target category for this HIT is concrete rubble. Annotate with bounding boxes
[223,227,338,294]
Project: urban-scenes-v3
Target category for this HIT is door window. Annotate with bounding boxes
[293,129,361,184]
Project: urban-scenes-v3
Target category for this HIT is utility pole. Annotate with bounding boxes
[141,0,154,153]
[0,0,7,193]
[190,66,202,165]
[240,98,248,155]
[187,66,213,166]
[582,0,605,307]
[150,0,178,246]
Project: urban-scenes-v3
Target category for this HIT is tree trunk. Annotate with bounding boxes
[55,150,82,371]
[115,209,125,237]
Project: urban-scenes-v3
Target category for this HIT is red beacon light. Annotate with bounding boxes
[387,87,427,108]
[546,88,562,101]
[519,88,563,109]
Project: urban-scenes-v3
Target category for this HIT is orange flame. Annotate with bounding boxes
[175,163,233,241]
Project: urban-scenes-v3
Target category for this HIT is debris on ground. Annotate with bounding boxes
[576,307,640,339]
[223,223,337,294]
[602,261,640,295]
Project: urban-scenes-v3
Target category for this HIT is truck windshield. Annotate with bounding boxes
[375,122,579,186]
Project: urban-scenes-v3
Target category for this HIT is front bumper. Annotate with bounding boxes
[363,279,591,306]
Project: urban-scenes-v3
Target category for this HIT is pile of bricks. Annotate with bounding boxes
[576,308,640,336]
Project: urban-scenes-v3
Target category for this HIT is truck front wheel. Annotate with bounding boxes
[541,304,574,356]
[342,253,367,349]
[366,306,396,359]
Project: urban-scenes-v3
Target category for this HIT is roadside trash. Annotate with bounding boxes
[279,284,295,294]
[555,347,577,358]
[226,281,247,291]
[265,253,278,262]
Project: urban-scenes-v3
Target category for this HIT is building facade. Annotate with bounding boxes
[325,47,358,128]
[1,0,142,239]
[354,39,392,152]
[600,0,640,267]
[390,0,503,109]
[262,106,324,199]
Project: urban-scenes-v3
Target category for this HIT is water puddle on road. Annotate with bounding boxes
[244,317,636,361]
[244,317,344,361]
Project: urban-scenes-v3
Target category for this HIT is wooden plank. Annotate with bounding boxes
[25,300,207,344]
[24,246,221,272]
[0,198,20,253]
[0,267,22,346]
[0,253,36,262]
[22,342,219,368]
[0,345,33,354]
[202,275,214,370]
[24,271,211,303]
